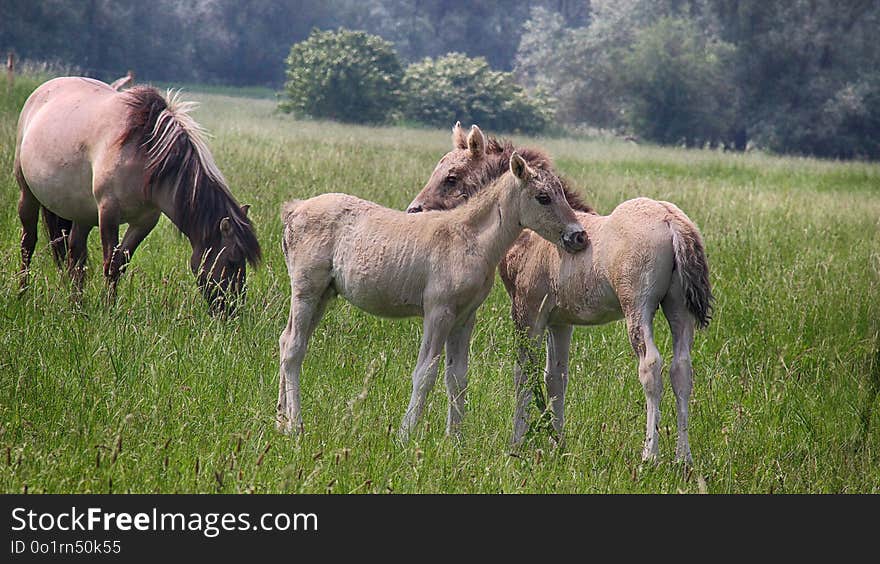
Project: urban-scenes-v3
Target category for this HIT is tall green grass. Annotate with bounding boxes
[1,80,878,493]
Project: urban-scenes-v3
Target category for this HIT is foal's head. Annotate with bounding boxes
[507,152,588,253]
[409,122,588,252]
[408,122,593,215]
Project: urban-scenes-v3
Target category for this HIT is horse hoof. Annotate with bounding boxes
[674,452,693,466]
[275,417,291,435]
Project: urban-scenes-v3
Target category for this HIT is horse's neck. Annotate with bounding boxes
[150,181,201,248]
[576,210,605,234]
[450,176,522,266]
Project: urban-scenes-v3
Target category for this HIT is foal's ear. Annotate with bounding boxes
[219,217,233,238]
[452,121,467,150]
[467,125,485,159]
[510,152,532,182]
[240,204,250,218]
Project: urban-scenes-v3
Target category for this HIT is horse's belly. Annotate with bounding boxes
[552,283,623,326]
[20,153,97,225]
[332,265,424,318]
[19,121,98,225]
[337,284,424,318]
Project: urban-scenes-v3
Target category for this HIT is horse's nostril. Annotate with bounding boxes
[407,205,423,214]
[564,230,587,250]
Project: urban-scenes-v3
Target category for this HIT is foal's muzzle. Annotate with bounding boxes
[562,229,588,253]
[406,204,423,214]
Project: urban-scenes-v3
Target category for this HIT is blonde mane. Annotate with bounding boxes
[119,86,260,265]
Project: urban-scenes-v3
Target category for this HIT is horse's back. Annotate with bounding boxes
[16,77,131,224]
[18,77,118,143]
[282,192,435,318]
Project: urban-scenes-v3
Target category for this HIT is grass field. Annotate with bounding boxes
[1,75,878,493]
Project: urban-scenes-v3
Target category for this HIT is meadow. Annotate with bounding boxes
[1,75,878,493]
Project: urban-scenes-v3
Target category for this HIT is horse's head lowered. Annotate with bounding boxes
[190,203,259,315]
[121,86,262,315]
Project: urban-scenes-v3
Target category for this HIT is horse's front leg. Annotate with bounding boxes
[399,306,455,441]
[67,222,92,302]
[511,321,546,447]
[545,324,574,445]
[108,213,161,298]
[444,311,476,438]
[98,206,121,301]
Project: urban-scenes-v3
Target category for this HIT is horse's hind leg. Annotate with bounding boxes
[625,305,663,462]
[277,279,332,435]
[16,179,39,291]
[545,324,574,444]
[662,279,696,463]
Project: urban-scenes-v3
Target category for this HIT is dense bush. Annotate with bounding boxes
[280,28,403,124]
[402,53,554,134]
[749,73,880,160]
[620,17,736,147]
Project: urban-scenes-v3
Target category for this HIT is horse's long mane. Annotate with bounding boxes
[482,137,595,214]
[118,86,260,265]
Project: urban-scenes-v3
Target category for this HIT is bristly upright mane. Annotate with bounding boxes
[483,136,595,214]
[118,86,261,265]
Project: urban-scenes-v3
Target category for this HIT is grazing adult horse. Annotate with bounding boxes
[277,129,587,439]
[14,77,260,313]
[407,123,713,462]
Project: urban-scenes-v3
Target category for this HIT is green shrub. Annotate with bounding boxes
[749,74,880,159]
[280,28,403,124]
[402,53,554,134]
[620,17,737,147]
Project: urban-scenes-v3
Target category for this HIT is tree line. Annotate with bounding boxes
[3,0,879,158]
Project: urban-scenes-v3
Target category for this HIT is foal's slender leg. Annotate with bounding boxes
[625,307,663,462]
[399,306,455,441]
[544,324,574,443]
[511,314,547,447]
[277,286,332,435]
[662,283,696,464]
[66,222,93,300]
[444,311,476,438]
[16,180,40,290]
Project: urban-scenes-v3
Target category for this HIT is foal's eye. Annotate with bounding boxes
[535,193,552,205]
[444,174,457,186]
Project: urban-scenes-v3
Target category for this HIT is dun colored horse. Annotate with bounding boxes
[408,123,713,462]
[14,76,260,313]
[278,127,587,439]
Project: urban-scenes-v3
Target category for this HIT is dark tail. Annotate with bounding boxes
[666,204,714,329]
[41,207,72,267]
